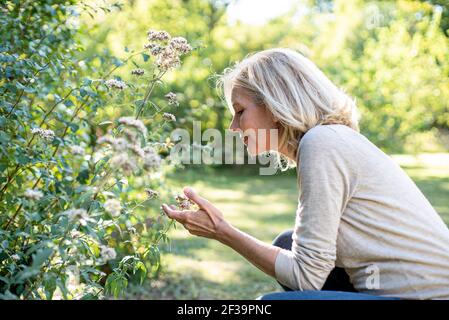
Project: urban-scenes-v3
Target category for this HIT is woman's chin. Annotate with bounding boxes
[246,145,267,157]
[246,148,256,157]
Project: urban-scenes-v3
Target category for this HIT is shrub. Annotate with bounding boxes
[0,1,192,299]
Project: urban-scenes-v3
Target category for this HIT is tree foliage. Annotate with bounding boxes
[88,0,449,153]
[0,0,193,299]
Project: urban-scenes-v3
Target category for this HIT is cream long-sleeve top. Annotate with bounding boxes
[274,124,449,300]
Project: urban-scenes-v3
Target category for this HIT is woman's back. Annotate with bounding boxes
[295,124,449,299]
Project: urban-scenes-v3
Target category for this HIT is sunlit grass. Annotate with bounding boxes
[131,153,449,299]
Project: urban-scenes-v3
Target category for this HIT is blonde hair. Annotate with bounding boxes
[217,48,360,170]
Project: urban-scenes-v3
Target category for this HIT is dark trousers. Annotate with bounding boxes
[272,229,357,292]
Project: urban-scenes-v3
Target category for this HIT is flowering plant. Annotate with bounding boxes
[0,1,192,299]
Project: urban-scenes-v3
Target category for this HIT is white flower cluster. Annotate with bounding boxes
[66,208,91,226]
[144,29,192,71]
[155,47,181,71]
[145,188,159,200]
[70,145,85,156]
[169,37,192,55]
[142,146,162,170]
[162,112,176,122]
[70,229,82,238]
[175,194,195,210]
[144,43,164,55]
[147,30,171,42]
[105,79,127,90]
[97,135,162,175]
[132,143,147,158]
[118,117,148,138]
[122,128,138,144]
[165,92,179,106]
[131,68,145,76]
[125,220,136,234]
[24,188,43,200]
[104,199,121,217]
[11,254,20,261]
[96,136,115,148]
[110,153,138,175]
[99,245,117,261]
[31,127,55,141]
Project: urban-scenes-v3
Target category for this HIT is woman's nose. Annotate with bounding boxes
[228,116,240,132]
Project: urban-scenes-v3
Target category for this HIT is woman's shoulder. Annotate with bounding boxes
[299,124,358,150]
[297,124,385,170]
[295,124,371,167]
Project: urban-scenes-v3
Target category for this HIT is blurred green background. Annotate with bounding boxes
[78,0,449,299]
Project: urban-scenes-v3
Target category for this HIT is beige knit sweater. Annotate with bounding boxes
[274,124,449,299]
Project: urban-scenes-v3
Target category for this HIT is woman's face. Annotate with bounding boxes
[229,87,279,156]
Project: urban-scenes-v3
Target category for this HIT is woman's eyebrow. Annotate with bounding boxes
[232,101,242,110]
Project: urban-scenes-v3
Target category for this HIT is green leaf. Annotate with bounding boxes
[43,275,57,300]
[142,53,150,62]
[105,272,128,298]
[77,168,90,184]
[98,121,113,126]
[0,131,10,144]
[32,247,53,268]
[80,293,99,300]
[134,261,147,284]
[69,123,79,132]
[56,275,68,300]
[16,153,31,165]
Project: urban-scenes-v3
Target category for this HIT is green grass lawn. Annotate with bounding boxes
[127,153,449,300]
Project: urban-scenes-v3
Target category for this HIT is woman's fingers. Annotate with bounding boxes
[161,204,190,222]
[183,186,211,210]
[161,197,226,240]
[161,188,225,241]
[183,186,224,227]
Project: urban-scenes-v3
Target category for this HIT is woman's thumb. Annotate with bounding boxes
[183,186,211,209]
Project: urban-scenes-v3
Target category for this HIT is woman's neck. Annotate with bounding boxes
[278,145,298,162]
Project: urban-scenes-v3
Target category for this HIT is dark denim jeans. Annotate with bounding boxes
[257,229,399,300]
[257,290,399,300]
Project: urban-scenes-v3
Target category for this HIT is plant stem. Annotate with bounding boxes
[135,70,166,120]
[22,225,73,299]
[1,49,145,199]
[3,99,88,230]
[100,50,146,80]
[0,88,77,201]
[5,62,50,118]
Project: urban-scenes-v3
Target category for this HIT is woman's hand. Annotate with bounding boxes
[162,186,280,279]
[161,187,230,241]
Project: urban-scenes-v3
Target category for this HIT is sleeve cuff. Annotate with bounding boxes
[274,248,296,290]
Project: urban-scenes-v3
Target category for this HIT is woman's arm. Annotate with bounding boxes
[217,221,281,278]
[162,126,357,291]
[161,187,281,278]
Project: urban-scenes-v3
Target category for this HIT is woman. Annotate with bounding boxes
[161,48,449,300]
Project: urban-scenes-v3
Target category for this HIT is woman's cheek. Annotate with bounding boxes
[239,114,247,131]
[240,113,256,133]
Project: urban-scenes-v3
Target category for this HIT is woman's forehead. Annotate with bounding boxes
[231,87,253,105]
